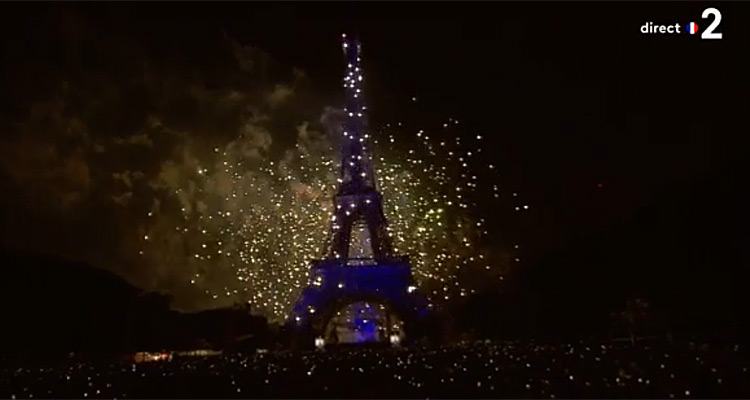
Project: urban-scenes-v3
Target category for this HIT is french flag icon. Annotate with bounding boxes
[688,22,699,34]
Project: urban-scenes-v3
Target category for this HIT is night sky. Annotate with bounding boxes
[0,2,747,317]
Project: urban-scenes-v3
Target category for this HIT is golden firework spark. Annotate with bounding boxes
[141,116,506,323]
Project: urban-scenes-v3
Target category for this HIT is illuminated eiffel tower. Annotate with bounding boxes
[288,34,428,347]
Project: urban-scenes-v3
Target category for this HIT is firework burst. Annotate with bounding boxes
[139,108,508,323]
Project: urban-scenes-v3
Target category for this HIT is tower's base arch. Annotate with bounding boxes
[287,258,429,349]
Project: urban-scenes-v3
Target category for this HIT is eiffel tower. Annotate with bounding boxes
[288,34,428,347]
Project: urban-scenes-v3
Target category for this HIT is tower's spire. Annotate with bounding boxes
[338,33,376,195]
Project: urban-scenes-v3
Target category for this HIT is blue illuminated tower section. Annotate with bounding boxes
[328,34,393,262]
[288,34,428,347]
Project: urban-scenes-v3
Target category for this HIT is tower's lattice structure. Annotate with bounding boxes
[288,34,428,346]
[328,35,393,263]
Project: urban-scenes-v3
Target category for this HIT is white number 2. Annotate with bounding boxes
[701,8,723,40]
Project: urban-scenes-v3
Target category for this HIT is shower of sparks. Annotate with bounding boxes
[138,115,510,323]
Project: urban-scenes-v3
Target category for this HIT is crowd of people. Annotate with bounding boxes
[1,339,748,398]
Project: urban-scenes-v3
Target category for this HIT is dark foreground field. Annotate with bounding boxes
[2,340,748,399]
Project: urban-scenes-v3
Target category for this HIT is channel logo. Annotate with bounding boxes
[640,7,722,40]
